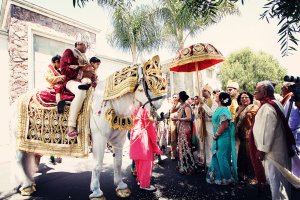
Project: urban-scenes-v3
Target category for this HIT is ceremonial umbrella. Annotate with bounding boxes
[169,43,225,95]
[169,43,225,169]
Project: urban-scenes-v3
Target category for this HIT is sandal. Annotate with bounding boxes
[140,185,156,191]
[67,129,78,139]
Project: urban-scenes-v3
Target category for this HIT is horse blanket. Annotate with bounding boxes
[16,89,93,158]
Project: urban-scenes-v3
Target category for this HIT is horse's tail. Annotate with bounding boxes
[7,100,38,192]
[0,101,22,195]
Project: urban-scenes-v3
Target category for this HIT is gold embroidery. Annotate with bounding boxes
[143,55,167,96]
[16,89,93,158]
[103,55,167,100]
[105,108,133,131]
[104,65,139,100]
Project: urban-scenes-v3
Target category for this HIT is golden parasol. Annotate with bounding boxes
[169,42,225,169]
[169,43,224,95]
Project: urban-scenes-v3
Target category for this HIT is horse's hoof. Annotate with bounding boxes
[90,196,106,200]
[116,188,131,198]
[20,185,35,196]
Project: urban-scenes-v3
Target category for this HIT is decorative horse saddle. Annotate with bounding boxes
[104,64,139,100]
[16,89,93,158]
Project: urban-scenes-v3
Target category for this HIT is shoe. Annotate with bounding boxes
[78,84,91,90]
[57,100,66,114]
[67,129,78,139]
[140,185,156,191]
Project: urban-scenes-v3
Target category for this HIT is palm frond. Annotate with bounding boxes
[107,4,162,61]
[260,0,300,56]
[73,0,134,8]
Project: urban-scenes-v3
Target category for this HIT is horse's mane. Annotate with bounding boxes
[92,78,140,117]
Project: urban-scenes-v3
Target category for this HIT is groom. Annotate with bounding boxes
[60,33,96,139]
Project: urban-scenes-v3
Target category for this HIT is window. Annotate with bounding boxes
[33,35,73,89]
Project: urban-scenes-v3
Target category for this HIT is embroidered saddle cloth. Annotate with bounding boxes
[104,65,138,100]
[37,89,75,106]
[16,89,93,158]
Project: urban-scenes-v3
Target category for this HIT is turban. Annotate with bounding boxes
[76,32,90,44]
[226,80,239,90]
[203,84,213,94]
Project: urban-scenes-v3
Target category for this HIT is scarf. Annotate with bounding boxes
[72,48,90,80]
[235,104,253,130]
[72,48,89,65]
[248,112,266,184]
[205,97,212,108]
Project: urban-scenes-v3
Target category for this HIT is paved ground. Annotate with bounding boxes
[0,142,299,200]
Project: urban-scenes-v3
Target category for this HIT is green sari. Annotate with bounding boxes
[206,106,238,185]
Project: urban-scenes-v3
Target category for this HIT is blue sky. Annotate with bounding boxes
[27,0,299,75]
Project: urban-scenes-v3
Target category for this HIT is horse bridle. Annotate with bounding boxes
[136,67,166,112]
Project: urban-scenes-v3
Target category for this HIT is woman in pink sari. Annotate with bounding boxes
[129,106,162,191]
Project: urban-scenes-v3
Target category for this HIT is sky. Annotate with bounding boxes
[26,0,299,76]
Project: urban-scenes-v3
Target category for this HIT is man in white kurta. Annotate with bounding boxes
[253,81,291,200]
[197,84,218,167]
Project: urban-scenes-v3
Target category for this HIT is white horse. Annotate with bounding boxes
[10,56,167,200]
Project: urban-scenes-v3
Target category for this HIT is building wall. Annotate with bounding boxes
[0,30,9,146]
[8,5,97,103]
[96,55,132,80]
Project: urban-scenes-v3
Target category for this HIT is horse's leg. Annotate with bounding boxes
[89,133,107,199]
[15,151,35,192]
[113,147,127,190]
[111,133,131,198]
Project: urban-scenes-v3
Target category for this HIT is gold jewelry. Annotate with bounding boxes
[105,108,133,131]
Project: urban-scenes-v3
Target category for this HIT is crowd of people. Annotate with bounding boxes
[37,35,299,198]
[131,79,300,199]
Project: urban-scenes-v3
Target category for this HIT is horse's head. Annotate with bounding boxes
[134,55,167,116]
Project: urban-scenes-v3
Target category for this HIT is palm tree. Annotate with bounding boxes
[73,0,131,9]
[157,0,239,52]
[155,0,238,95]
[73,0,300,56]
[107,4,161,63]
[180,0,300,56]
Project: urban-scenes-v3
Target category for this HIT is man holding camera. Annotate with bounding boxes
[281,82,300,178]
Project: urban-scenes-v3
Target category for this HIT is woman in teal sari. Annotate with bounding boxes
[206,92,238,185]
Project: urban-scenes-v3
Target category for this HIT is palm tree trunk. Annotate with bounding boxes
[131,45,138,64]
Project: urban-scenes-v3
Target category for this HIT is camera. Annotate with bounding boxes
[284,75,300,102]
